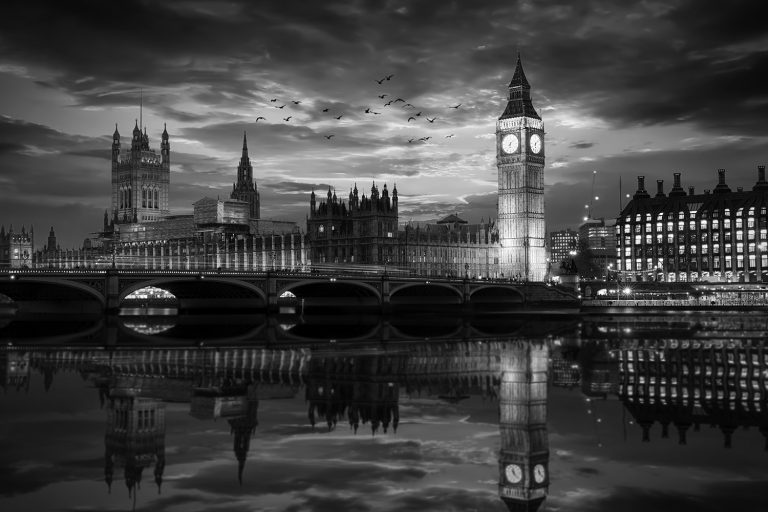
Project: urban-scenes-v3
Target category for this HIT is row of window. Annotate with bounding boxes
[119,186,161,209]
[621,255,768,271]
[626,206,768,224]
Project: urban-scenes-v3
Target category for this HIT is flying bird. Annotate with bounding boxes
[270,98,278,102]
[283,116,292,121]
[292,100,301,104]
[385,74,394,80]
[378,94,388,99]
[445,134,455,138]
[415,111,422,116]
[407,116,416,122]
[408,138,416,143]
[384,100,393,106]
[426,117,437,123]
[419,136,432,141]
[375,78,386,84]
[335,115,343,119]
[403,103,414,108]
[450,104,461,109]
[255,116,266,122]
[325,134,335,139]
[394,98,405,103]
[322,108,329,112]
[276,104,286,109]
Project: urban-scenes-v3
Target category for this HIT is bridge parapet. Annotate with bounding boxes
[0,269,579,314]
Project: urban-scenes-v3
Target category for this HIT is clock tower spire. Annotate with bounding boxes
[496,54,546,281]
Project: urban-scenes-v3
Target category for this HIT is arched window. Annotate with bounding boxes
[127,186,132,208]
[119,187,124,209]
[142,187,147,208]
[154,188,159,209]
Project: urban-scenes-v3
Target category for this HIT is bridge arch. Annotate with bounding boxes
[0,277,106,307]
[119,277,267,310]
[389,282,463,305]
[469,285,525,304]
[279,279,382,311]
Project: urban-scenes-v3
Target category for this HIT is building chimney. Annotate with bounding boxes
[754,165,768,191]
[669,172,686,197]
[634,175,650,199]
[688,186,695,196]
[714,169,731,194]
[656,180,665,197]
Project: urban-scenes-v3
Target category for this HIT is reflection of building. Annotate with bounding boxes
[0,350,30,391]
[617,169,768,283]
[496,55,546,281]
[305,352,404,434]
[0,225,33,268]
[618,339,768,448]
[190,381,260,484]
[104,393,166,497]
[497,342,550,512]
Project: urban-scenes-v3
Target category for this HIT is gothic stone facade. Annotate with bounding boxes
[496,55,546,281]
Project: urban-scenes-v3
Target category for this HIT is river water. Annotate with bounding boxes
[0,311,766,512]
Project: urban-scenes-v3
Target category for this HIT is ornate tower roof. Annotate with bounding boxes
[499,54,540,120]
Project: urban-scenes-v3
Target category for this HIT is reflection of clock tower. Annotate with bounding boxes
[498,341,550,511]
[496,55,546,281]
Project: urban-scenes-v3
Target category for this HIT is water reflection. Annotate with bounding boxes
[1,314,767,511]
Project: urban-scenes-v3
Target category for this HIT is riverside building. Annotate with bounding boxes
[617,168,768,283]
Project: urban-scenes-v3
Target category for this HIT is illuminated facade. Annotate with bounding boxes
[549,228,578,273]
[111,122,170,224]
[496,55,546,281]
[34,132,307,271]
[0,225,33,268]
[617,168,768,282]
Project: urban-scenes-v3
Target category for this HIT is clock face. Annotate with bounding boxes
[529,133,542,154]
[533,464,547,484]
[505,464,522,484]
[501,134,519,154]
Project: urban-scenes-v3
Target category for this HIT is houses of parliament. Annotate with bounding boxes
[13,57,547,281]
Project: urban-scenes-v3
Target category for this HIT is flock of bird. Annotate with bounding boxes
[254,73,461,145]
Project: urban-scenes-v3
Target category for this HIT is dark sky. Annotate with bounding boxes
[1,1,768,248]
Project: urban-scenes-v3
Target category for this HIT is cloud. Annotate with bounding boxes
[570,141,595,150]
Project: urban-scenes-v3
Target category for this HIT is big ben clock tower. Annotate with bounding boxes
[497,341,550,511]
[496,55,546,281]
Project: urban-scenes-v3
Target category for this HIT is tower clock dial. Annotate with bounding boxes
[505,464,523,483]
[533,464,547,483]
[529,133,542,154]
[501,134,519,154]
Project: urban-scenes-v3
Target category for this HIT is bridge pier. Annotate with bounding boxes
[381,275,391,315]
[105,270,120,314]
[266,273,278,314]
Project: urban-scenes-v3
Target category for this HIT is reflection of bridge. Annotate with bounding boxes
[0,269,578,314]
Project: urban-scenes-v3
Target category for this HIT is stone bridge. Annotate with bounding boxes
[0,269,579,314]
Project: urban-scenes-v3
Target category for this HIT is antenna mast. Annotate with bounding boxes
[139,88,143,131]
